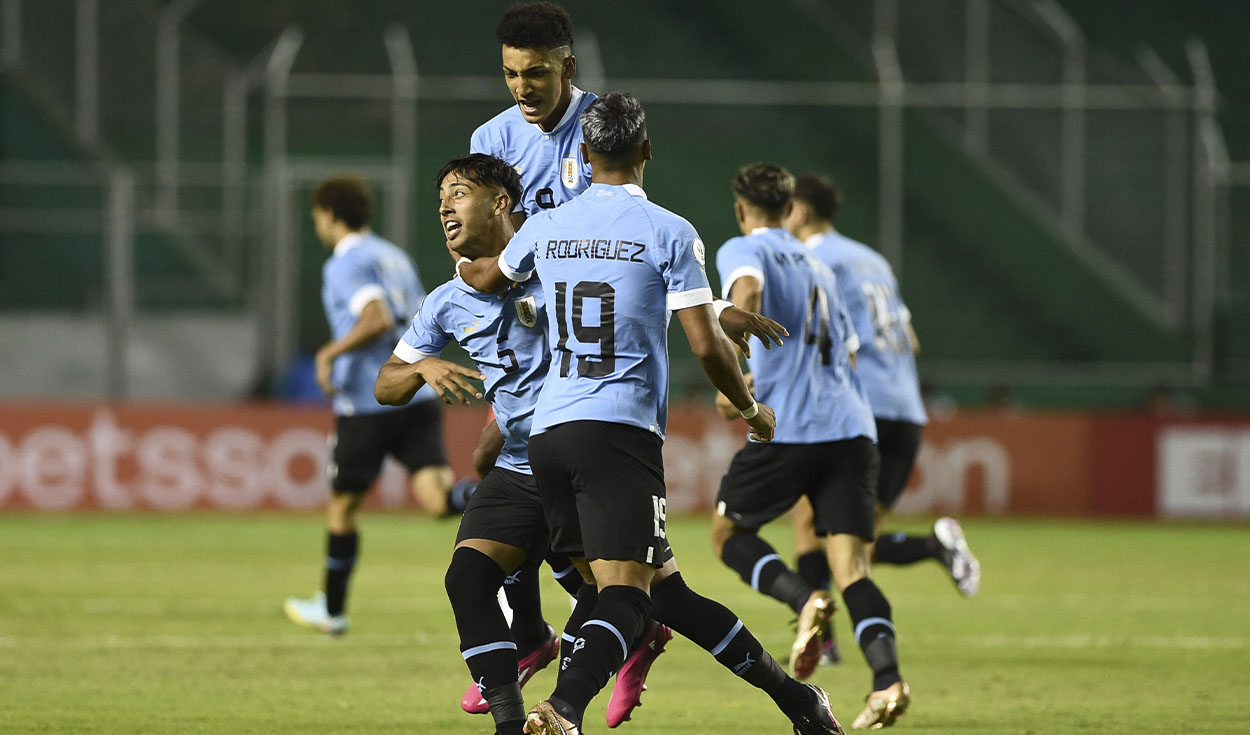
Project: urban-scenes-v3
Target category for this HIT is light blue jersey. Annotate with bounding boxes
[805,231,927,425]
[500,183,713,439]
[394,277,548,474]
[471,87,596,217]
[717,227,876,444]
[321,232,437,416]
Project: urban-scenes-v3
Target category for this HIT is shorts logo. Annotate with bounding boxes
[514,296,539,328]
[692,238,706,266]
[561,157,579,189]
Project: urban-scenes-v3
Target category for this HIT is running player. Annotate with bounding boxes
[461,93,844,735]
[283,176,458,636]
[784,173,980,602]
[712,163,910,729]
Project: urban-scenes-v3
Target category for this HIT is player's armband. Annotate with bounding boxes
[713,299,734,317]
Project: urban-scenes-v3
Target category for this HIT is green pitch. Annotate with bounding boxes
[1,513,1247,733]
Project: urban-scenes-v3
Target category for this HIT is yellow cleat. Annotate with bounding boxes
[851,681,910,729]
[524,700,581,735]
[790,590,835,680]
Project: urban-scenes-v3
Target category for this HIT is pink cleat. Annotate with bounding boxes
[606,621,674,727]
[461,625,560,714]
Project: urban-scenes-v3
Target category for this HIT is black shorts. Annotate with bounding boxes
[455,468,550,563]
[716,436,880,541]
[328,400,448,494]
[875,418,923,510]
[529,421,674,568]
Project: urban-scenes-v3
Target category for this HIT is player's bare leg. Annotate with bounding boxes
[411,464,454,516]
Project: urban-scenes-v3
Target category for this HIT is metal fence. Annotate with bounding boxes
[0,0,1237,398]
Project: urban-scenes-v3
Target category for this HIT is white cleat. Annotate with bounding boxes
[283,592,348,635]
[933,517,980,597]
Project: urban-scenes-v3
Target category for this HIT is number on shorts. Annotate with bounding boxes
[652,496,667,539]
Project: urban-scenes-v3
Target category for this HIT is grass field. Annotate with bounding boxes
[1,513,1248,734]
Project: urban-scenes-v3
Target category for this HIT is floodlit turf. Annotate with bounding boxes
[1,513,1247,734]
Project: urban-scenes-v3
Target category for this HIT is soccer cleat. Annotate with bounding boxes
[283,592,348,635]
[933,517,981,597]
[790,591,835,680]
[461,625,560,714]
[524,700,580,735]
[851,681,910,730]
[791,684,846,735]
[820,637,842,666]
[606,621,674,727]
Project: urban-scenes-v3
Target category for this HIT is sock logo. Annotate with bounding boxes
[516,666,531,682]
[732,652,756,676]
[572,637,586,654]
[503,570,523,586]
[475,676,486,693]
[561,656,571,671]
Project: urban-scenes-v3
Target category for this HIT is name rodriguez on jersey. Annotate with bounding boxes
[542,238,648,263]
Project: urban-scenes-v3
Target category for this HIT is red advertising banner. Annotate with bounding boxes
[2,402,1248,517]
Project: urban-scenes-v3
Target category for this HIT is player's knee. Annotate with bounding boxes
[444,546,504,605]
[710,518,739,558]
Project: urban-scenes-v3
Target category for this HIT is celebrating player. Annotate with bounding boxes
[711,163,911,729]
[461,93,843,735]
[784,173,980,603]
[283,176,458,636]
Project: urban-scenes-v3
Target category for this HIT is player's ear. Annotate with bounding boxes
[579,142,589,165]
[494,190,510,217]
[564,54,577,81]
[734,200,746,225]
[641,137,653,162]
[784,200,795,220]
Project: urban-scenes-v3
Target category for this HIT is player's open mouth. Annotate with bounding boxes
[519,99,542,115]
[444,220,462,240]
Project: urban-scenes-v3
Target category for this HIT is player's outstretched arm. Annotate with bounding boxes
[716,303,787,358]
[458,255,513,294]
[375,354,485,407]
[677,303,776,442]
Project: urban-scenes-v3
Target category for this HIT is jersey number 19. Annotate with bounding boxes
[554,281,616,379]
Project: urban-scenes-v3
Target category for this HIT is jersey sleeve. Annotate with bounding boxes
[499,216,539,281]
[326,256,387,319]
[660,220,713,310]
[392,289,451,364]
[469,123,496,156]
[715,237,766,300]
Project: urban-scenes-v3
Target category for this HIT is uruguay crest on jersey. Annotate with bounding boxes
[514,295,539,327]
[561,157,579,189]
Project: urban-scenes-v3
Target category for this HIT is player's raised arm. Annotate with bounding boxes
[676,303,775,442]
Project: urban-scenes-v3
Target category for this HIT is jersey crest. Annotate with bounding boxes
[514,295,539,328]
[561,157,579,189]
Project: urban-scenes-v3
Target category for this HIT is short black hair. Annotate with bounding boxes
[496,2,574,49]
[793,173,842,222]
[313,176,373,230]
[435,153,523,209]
[732,163,794,217]
[580,92,647,163]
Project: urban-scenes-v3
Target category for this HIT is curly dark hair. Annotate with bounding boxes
[793,173,842,222]
[732,163,795,217]
[313,176,373,230]
[435,154,524,209]
[496,2,574,49]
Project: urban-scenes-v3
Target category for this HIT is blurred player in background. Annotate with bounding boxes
[462,92,843,735]
[712,163,910,729]
[785,173,980,606]
[283,176,462,636]
[472,1,596,225]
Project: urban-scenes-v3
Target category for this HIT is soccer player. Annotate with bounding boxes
[462,93,844,735]
[472,2,595,224]
[784,173,980,601]
[282,176,459,637]
[712,163,910,729]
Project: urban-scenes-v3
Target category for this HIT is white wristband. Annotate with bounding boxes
[713,299,734,317]
[739,401,759,419]
[455,257,471,279]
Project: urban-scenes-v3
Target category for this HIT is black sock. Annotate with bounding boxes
[444,545,522,725]
[324,531,358,617]
[503,559,548,650]
[560,583,599,677]
[546,552,584,598]
[874,531,939,565]
[447,477,478,514]
[551,585,652,727]
[795,550,832,590]
[722,533,813,613]
[483,683,526,735]
[651,572,812,719]
[841,578,902,691]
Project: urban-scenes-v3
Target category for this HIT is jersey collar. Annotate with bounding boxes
[804,229,834,249]
[588,182,649,200]
[333,232,365,257]
[750,226,786,236]
[533,86,585,135]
